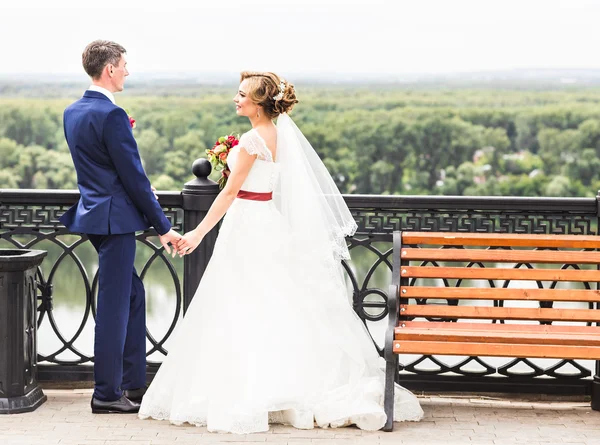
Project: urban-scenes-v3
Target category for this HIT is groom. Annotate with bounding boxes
[59,40,181,414]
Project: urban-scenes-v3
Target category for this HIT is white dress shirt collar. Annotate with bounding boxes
[88,85,116,104]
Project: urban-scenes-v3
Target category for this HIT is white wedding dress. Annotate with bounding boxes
[139,127,423,433]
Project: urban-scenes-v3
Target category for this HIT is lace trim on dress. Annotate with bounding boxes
[239,130,274,162]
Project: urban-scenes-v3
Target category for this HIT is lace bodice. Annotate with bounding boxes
[227,129,279,193]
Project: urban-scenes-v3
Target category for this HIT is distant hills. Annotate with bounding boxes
[1,69,600,97]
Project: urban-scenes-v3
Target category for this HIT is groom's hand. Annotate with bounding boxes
[159,229,182,257]
[151,185,159,200]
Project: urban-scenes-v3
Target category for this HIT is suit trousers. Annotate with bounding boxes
[88,233,146,401]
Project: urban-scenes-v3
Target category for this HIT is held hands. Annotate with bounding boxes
[176,229,204,257]
[159,229,183,257]
[158,229,204,258]
[152,187,202,258]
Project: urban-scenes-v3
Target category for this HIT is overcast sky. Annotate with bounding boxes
[2,0,600,77]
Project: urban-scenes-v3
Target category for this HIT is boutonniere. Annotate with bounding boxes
[124,108,136,129]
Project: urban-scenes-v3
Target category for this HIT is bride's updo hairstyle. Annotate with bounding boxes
[240,71,299,119]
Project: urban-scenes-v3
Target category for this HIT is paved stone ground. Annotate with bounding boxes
[1,389,599,445]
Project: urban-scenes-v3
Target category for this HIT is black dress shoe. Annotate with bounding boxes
[91,395,140,414]
[123,387,147,403]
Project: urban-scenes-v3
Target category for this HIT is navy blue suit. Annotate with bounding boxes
[60,90,171,401]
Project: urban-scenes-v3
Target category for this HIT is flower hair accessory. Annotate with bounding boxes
[272,81,286,101]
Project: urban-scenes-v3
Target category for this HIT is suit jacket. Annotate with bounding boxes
[59,90,171,235]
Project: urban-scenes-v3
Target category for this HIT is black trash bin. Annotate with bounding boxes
[0,249,47,414]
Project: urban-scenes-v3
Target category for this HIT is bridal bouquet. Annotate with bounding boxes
[206,134,239,189]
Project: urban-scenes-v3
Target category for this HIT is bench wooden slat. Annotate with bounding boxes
[402,232,600,249]
[392,340,600,360]
[394,327,600,346]
[402,266,600,282]
[401,248,600,264]
[400,304,600,322]
[396,321,598,334]
[402,286,600,302]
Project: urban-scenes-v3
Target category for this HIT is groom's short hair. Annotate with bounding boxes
[82,40,126,80]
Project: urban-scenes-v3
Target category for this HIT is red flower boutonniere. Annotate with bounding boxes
[124,108,136,129]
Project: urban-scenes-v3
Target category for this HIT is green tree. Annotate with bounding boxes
[537,128,579,175]
[163,150,193,185]
[173,130,208,160]
[578,119,600,156]
[565,148,600,186]
[136,129,170,175]
[406,116,482,192]
[0,107,60,148]
[150,174,178,191]
[0,138,20,168]
[480,127,511,171]
[13,145,47,188]
[0,169,21,188]
[37,150,77,188]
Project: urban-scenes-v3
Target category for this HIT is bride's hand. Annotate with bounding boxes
[177,229,204,256]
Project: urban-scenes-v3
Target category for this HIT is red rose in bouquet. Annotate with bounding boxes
[206,133,240,189]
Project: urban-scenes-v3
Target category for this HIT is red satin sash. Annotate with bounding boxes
[237,190,273,201]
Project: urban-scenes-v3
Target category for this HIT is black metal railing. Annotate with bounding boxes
[1,161,599,397]
[0,189,185,380]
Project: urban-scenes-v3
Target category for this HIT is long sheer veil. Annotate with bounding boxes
[273,113,357,264]
[273,112,379,372]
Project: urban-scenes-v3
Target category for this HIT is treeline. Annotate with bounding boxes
[2,86,600,197]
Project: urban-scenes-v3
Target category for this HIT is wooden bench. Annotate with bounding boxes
[383,231,600,431]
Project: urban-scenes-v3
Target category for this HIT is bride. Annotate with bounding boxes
[138,71,423,433]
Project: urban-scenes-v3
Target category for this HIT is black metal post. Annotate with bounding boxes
[181,159,220,313]
[0,249,47,414]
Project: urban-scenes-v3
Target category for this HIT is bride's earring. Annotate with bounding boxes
[257,109,261,118]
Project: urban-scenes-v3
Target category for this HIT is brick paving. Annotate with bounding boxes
[0,389,599,445]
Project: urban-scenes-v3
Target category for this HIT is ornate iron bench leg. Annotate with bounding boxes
[383,284,399,432]
[592,361,600,411]
[383,348,398,431]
